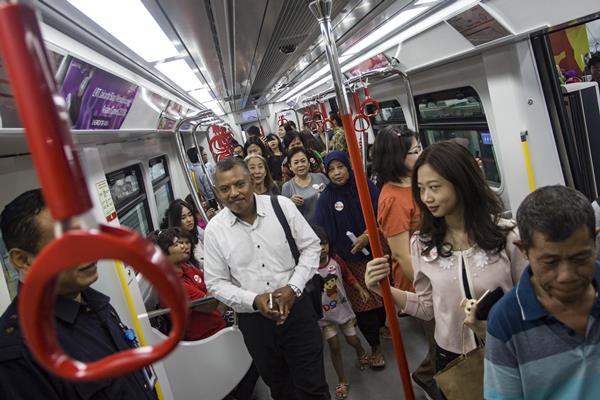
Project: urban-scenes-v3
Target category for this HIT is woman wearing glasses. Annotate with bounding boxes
[371,125,437,397]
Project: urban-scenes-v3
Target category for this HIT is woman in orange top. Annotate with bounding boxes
[373,126,422,290]
[372,125,437,398]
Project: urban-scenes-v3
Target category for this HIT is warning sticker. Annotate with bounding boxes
[96,179,118,222]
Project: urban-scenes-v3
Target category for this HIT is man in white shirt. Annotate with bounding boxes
[204,157,330,400]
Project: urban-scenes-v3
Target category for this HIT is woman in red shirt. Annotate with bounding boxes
[148,227,225,340]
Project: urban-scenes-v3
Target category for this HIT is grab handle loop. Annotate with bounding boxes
[0,3,188,381]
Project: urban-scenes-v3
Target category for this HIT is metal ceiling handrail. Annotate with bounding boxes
[191,123,216,189]
[174,113,214,224]
[299,64,420,133]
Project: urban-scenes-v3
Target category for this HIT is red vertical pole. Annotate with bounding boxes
[309,1,415,399]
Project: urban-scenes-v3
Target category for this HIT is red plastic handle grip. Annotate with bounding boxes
[353,113,371,132]
[322,119,335,131]
[0,4,91,220]
[360,87,380,118]
[361,98,380,118]
[351,91,361,114]
[18,224,188,381]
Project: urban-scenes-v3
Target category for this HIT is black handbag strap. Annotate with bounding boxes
[270,196,300,264]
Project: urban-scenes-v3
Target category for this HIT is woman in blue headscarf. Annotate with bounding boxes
[315,151,387,369]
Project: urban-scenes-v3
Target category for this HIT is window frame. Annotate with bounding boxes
[414,86,502,189]
[149,155,174,221]
[106,163,154,235]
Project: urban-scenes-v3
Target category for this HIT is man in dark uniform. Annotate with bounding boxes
[0,189,159,400]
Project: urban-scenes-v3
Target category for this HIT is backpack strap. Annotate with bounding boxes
[270,196,300,264]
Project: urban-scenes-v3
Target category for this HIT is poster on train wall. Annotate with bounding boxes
[550,25,591,75]
[61,59,139,130]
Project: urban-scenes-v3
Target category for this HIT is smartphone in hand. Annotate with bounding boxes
[476,287,504,320]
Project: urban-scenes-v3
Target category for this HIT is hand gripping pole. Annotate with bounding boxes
[309,1,415,399]
[0,3,188,381]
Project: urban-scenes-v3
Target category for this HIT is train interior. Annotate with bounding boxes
[1,0,600,399]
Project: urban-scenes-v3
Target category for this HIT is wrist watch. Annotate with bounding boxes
[287,284,302,297]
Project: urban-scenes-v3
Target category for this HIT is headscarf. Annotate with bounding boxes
[315,151,379,261]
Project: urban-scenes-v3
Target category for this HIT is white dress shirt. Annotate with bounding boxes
[204,195,321,313]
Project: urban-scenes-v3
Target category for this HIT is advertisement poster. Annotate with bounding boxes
[61,59,139,130]
[346,53,390,77]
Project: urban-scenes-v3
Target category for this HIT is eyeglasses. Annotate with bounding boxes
[407,144,423,155]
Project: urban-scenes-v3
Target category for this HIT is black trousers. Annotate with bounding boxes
[238,295,330,400]
[355,307,386,348]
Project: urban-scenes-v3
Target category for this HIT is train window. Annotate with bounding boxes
[414,87,501,188]
[149,156,174,221]
[366,100,406,128]
[106,164,153,235]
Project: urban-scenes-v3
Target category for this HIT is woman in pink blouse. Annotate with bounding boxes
[366,141,528,393]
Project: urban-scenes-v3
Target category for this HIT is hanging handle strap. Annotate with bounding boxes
[0,3,188,382]
[0,3,91,220]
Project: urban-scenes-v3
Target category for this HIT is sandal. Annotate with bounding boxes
[370,353,386,369]
[358,353,369,370]
[335,382,349,399]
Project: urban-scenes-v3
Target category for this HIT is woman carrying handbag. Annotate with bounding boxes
[365,141,528,399]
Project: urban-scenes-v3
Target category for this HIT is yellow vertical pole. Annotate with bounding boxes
[520,130,536,192]
[115,261,165,400]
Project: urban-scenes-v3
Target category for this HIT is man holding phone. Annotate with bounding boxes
[485,186,600,399]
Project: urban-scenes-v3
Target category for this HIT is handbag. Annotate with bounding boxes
[433,259,485,400]
[270,196,324,319]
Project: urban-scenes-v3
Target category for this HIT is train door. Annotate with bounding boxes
[531,14,600,200]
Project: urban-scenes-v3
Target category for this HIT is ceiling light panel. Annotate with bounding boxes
[189,88,215,104]
[415,0,439,5]
[67,0,179,62]
[156,59,204,91]
[343,6,429,56]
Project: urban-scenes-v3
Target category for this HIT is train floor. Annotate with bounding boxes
[250,314,430,400]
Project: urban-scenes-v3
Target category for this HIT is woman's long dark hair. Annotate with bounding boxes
[411,141,512,257]
[372,125,417,185]
[265,133,284,154]
[160,199,199,244]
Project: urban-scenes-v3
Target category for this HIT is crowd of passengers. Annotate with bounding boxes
[0,119,599,400]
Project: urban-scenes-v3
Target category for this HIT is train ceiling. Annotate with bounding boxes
[38,0,453,114]
[29,0,600,116]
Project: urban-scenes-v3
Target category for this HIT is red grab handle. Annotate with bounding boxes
[0,3,188,381]
[0,4,91,220]
[18,225,189,381]
[360,87,380,118]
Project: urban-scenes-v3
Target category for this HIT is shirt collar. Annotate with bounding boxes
[516,262,600,321]
[54,287,110,324]
[223,194,263,226]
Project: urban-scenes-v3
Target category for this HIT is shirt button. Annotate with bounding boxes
[257,245,260,248]
[267,282,270,286]
[262,264,265,267]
